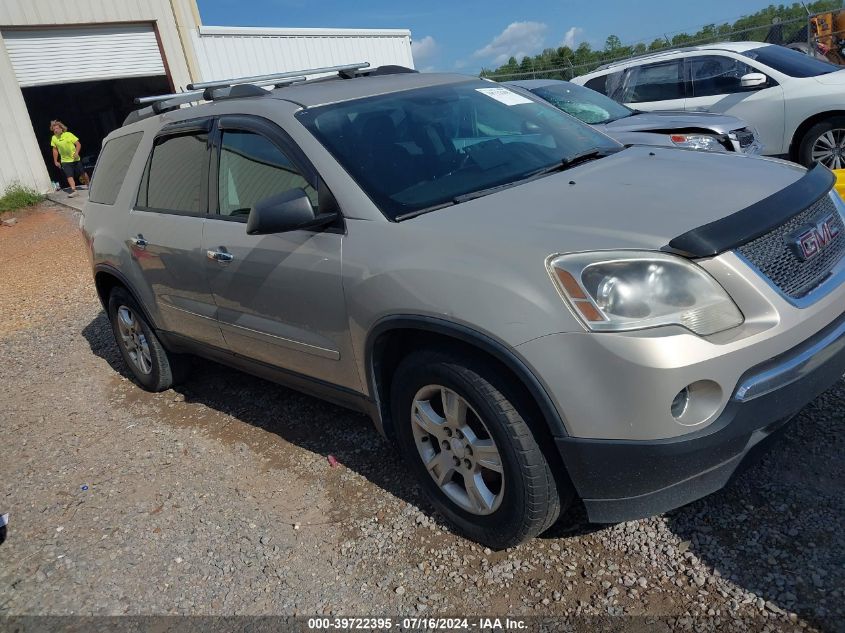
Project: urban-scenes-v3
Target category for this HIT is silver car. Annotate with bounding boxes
[506,78,762,154]
[82,67,845,549]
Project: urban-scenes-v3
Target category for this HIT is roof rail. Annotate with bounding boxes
[186,62,369,90]
[125,61,388,126]
[134,76,307,107]
[592,44,730,72]
[594,48,688,72]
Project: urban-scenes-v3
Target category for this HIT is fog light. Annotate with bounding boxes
[671,387,690,419]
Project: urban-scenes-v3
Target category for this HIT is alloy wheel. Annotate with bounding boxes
[811,128,845,169]
[410,385,504,515]
[116,305,152,375]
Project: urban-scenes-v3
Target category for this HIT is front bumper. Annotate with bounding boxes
[555,309,845,523]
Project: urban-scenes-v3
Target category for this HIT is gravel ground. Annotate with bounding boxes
[0,205,842,631]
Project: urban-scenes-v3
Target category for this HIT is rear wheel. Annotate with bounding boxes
[392,349,564,549]
[798,116,845,169]
[107,287,185,391]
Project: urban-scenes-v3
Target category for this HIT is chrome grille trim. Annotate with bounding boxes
[737,194,845,300]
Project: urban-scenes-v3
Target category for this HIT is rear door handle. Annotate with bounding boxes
[207,249,234,263]
[130,236,148,250]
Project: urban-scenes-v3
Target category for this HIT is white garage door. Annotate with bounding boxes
[3,24,166,88]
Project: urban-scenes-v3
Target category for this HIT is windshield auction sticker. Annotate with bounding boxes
[475,87,533,106]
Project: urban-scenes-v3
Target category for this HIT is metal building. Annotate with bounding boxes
[0,0,413,193]
[192,26,415,82]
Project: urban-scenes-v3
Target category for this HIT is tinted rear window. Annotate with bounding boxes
[137,133,208,213]
[88,132,143,205]
[584,75,608,95]
[622,60,684,103]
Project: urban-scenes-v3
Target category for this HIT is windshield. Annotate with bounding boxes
[741,45,840,78]
[296,81,620,220]
[529,82,634,124]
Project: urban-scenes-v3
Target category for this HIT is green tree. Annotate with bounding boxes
[604,34,622,52]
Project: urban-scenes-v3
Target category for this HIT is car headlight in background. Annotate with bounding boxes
[669,134,724,152]
[547,251,744,335]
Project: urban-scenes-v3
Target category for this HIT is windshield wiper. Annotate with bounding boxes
[395,147,621,220]
[451,148,620,205]
[525,147,620,179]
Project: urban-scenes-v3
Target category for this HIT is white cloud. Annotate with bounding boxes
[472,21,548,66]
[562,26,585,49]
[411,35,438,65]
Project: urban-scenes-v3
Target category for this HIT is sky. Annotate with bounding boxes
[197,0,782,73]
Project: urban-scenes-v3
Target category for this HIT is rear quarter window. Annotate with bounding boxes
[584,75,608,95]
[88,132,144,205]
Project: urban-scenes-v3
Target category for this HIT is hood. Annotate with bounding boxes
[813,69,845,85]
[601,110,747,134]
[412,146,806,253]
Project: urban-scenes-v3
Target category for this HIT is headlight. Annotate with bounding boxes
[547,251,744,335]
[669,134,724,152]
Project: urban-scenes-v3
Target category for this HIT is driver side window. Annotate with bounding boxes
[688,55,760,97]
[218,129,316,218]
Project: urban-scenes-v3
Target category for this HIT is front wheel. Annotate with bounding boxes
[391,349,564,549]
[798,116,845,169]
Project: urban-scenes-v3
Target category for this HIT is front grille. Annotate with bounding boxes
[737,194,845,299]
[735,129,755,148]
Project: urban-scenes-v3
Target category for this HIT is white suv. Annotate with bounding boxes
[573,42,845,168]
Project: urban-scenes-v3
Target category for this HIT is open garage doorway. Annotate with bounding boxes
[21,75,170,189]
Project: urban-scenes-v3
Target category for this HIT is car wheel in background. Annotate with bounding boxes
[799,116,845,169]
[391,349,565,549]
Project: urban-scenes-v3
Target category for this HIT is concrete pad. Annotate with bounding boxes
[46,189,87,212]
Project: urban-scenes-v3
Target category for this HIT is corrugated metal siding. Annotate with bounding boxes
[0,36,50,192]
[191,27,414,82]
[4,25,166,87]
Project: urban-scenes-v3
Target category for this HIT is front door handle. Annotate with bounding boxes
[207,249,234,263]
[130,235,148,250]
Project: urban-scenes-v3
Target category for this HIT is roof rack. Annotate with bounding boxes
[186,62,369,90]
[133,74,310,107]
[125,61,418,126]
[128,62,367,111]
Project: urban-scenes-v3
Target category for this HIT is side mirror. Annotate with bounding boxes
[246,188,336,235]
[740,73,767,89]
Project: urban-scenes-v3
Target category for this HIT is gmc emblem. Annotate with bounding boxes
[788,214,841,262]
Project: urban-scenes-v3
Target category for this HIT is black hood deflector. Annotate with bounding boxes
[666,164,836,257]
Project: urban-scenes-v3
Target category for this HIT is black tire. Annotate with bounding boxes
[107,287,184,392]
[797,116,845,169]
[391,349,564,549]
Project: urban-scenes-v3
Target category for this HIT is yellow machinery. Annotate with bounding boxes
[834,169,845,201]
[810,9,845,65]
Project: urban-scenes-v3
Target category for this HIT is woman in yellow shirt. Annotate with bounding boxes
[50,120,85,197]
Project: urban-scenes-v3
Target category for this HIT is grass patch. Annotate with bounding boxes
[0,182,44,213]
